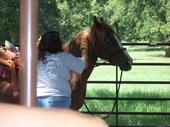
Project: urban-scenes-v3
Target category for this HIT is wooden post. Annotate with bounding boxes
[165,48,170,57]
[20,0,38,107]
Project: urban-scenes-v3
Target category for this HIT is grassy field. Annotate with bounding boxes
[80,46,170,126]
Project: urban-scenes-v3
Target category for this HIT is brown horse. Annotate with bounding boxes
[64,17,132,110]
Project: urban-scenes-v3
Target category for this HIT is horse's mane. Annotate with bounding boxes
[63,21,113,61]
[63,29,91,57]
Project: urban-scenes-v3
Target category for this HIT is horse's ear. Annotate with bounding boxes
[93,16,101,28]
[100,17,105,23]
[93,16,98,22]
[113,21,120,34]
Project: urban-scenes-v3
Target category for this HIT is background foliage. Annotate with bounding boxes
[0,0,169,43]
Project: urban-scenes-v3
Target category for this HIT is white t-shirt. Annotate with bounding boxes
[37,52,85,97]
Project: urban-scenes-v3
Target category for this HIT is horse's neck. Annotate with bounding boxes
[64,30,97,65]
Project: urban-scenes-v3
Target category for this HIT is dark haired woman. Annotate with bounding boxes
[37,31,88,109]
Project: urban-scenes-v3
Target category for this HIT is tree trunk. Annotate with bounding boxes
[165,47,170,57]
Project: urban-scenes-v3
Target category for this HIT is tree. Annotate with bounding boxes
[0,0,169,44]
[57,0,92,41]
[104,0,169,42]
[0,0,19,43]
[38,0,60,36]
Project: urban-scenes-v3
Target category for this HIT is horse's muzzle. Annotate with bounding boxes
[119,59,132,71]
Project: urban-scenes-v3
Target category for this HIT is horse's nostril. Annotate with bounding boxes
[129,57,133,64]
[119,60,132,71]
[127,59,133,65]
[126,61,130,66]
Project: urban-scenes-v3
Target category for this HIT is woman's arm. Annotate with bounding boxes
[80,35,89,69]
[69,37,89,90]
[69,72,81,90]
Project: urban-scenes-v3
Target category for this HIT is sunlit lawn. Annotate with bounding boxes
[80,46,170,126]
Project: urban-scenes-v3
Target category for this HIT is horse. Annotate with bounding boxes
[64,17,132,110]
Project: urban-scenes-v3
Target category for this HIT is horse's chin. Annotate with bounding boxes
[119,65,132,71]
[109,59,132,71]
[119,60,132,71]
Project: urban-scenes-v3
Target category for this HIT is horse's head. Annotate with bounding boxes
[90,17,132,71]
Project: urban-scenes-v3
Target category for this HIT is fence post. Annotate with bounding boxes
[20,0,38,107]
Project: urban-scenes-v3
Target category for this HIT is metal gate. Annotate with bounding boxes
[82,42,170,127]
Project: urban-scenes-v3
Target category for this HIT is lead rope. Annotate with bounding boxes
[83,67,123,119]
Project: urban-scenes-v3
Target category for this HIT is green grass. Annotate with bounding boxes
[80,46,170,126]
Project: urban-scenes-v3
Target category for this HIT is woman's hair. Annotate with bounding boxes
[38,31,64,60]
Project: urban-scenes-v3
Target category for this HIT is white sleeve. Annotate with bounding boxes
[65,53,86,74]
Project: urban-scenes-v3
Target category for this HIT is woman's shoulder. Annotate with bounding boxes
[59,52,74,57]
[47,52,65,57]
[60,52,81,62]
[46,52,78,61]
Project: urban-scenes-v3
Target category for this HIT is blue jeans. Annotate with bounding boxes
[37,96,71,109]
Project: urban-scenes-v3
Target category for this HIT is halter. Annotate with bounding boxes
[93,30,126,63]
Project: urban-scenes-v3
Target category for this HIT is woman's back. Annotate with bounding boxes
[37,52,85,97]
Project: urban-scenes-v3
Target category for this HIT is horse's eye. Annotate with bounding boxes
[105,37,113,44]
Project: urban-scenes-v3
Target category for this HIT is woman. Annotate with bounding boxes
[37,31,88,108]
